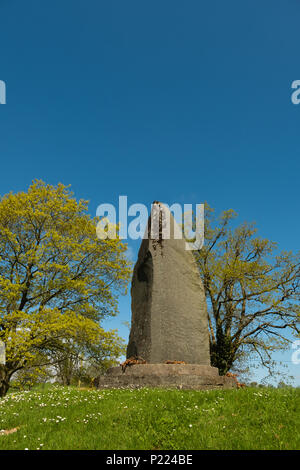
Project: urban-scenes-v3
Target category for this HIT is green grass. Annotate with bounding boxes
[0,385,299,450]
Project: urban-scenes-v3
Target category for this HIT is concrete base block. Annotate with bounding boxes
[95,364,236,390]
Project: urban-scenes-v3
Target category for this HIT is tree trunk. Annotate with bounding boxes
[0,365,10,397]
[210,327,235,375]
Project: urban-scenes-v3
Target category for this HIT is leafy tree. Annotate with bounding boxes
[195,205,300,376]
[50,329,126,386]
[277,380,288,389]
[249,381,259,388]
[0,181,131,396]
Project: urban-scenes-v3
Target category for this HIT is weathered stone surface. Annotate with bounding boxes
[108,364,219,377]
[95,364,236,390]
[126,202,210,365]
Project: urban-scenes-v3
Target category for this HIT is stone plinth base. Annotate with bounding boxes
[95,364,236,390]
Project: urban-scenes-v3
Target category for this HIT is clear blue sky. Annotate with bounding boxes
[0,0,299,385]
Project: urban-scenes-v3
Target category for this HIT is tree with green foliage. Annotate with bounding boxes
[195,205,300,376]
[50,329,126,387]
[0,181,131,396]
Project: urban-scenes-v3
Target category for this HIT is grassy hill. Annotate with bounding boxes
[0,385,299,450]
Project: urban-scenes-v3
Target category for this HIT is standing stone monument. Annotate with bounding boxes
[96,202,235,390]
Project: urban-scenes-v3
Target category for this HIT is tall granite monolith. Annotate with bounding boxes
[126,202,210,364]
